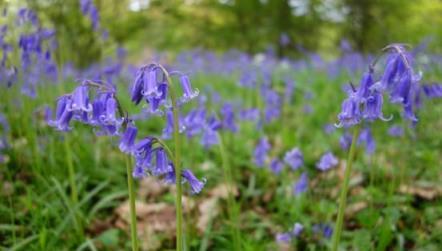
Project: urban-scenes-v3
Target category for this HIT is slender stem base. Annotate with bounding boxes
[217,133,241,251]
[64,137,78,204]
[168,78,183,251]
[331,127,359,251]
[126,156,139,251]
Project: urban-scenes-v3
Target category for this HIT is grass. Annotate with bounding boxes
[1,61,442,251]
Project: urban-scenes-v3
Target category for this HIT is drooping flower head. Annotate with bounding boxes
[182,169,206,194]
[131,64,199,113]
[48,95,74,131]
[336,44,421,127]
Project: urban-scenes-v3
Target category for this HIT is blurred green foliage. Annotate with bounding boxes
[4,0,442,66]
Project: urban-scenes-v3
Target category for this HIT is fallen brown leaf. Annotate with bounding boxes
[399,184,442,200]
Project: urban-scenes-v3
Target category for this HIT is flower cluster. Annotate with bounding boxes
[127,64,205,193]
[16,8,58,97]
[130,64,199,114]
[337,44,421,127]
[48,81,122,134]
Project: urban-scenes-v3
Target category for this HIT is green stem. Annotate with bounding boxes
[331,127,359,251]
[125,155,139,251]
[171,88,183,251]
[217,133,241,251]
[159,65,184,251]
[64,137,78,204]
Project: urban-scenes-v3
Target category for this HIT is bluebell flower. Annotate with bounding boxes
[313,224,333,239]
[90,92,107,125]
[276,232,291,244]
[164,165,176,184]
[48,95,74,131]
[69,84,92,112]
[284,148,304,170]
[153,148,172,176]
[376,54,400,91]
[17,8,38,26]
[388,125,404,137]
[131,70,144,105]
[270,158,283,175]
[119,124,138,153]
[337,44,421,127]
[292,223,304,236]
[179,75,199,103]
[101,95,121,125]
[316,152,338,171]
[355,70,374,101]
[142,67,162,99]
[293,172,308,195]
[254,137,270,167]
[323,225,333,238]
[132,163,146,179]
[221,103,238,132]
[336,95,361,128]
[390,71,412,104]
[182,169,206,194]
[403,102,418,122]
[132,137,154,175]
[183,108,206,138]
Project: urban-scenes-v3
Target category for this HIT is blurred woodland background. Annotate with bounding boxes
[3,0,442,68]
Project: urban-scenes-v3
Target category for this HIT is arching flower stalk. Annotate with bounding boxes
[332,44,422,251]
